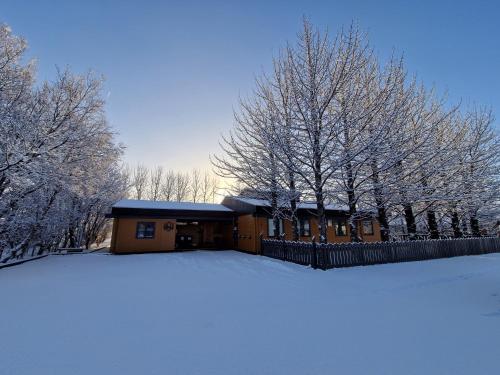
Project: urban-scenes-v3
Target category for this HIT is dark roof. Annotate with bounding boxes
[108,200,235,221]
[108,196,351,220]
[221,196,349,216]
[114,199,233,212]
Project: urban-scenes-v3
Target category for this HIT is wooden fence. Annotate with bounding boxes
[261,236,500,270]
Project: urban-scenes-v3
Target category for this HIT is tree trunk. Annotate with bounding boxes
[288,170,300,241]
[377,205,390,242]
[270,183,280,239]
[315,189,328,243]
[470,215,481,237]
[451,211,462,238]
[403,203,417,239]
[427,209,439,239]
[313,143,327,243]
[394,161,416,239]
[461,217,469,236]
[346,161,360,242]
[347,199,359,242]
[0,174,8,198]
[68,226,76,248]
[370,159,390,241]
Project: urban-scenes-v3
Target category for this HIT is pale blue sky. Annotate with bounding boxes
[2,0,499,171]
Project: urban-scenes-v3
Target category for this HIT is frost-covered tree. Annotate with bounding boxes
[213,19,499,242]
[275,22,372,242]
[456,107,500,235]
[212,92,288,238]
[0,24,127,262]
[325,55,409,242]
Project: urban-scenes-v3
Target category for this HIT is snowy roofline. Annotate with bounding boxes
[113,199,234,212]
[113,197,352,214]
[225,196,349,212]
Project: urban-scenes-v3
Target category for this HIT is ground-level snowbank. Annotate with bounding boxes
[1,251,499,375]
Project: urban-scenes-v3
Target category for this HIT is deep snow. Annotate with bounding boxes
[1,251,500,375]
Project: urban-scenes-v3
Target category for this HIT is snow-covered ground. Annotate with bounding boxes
[1,251,500,375]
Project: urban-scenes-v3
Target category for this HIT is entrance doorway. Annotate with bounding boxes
[175,220,233,249]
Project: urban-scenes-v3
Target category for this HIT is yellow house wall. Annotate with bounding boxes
[359,219,382,242]
[110,218,119,252]
[111,218,177,253]
[266,216,352,243]
[109,214,382,255]
[236,214,258,253]
[260,216,381,244]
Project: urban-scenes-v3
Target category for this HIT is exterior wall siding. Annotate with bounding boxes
[111,218,177,253]
[236,214,258,253]
[359,220,382,242]
[109,212,381,254]
[259,216,382,246]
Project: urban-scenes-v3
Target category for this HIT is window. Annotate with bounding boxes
[267,218,284,237]
[362,220,374,236]
[335,219,347,236]
[327,218,334,227]
[299,218,311,237]
[136,222,155,239]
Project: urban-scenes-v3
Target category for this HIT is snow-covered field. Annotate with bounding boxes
[1,251,500,375]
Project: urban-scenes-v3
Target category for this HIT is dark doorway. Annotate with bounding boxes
[175,220,233,249]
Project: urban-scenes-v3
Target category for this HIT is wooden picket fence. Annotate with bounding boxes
[261,236,500,270]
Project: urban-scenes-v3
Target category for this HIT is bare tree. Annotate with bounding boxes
[456,107,500,235]
[212,91,288,237]
[148,166,164,201]
[175,172,190,202]
[131,164,149,200]
[212,18,500,243]
[272,21,371,243]
[201,172,212,203]
[190,169,201,203]
[161,169,176,201]
[210,176,219,203]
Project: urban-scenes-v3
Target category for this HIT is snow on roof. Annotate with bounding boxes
[113,199,234,212]
[298,202,348,211]
[228,196,348,211]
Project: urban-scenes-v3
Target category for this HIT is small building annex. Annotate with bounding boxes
[109,196,381,254]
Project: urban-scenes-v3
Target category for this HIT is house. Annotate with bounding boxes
[108,196,381,254]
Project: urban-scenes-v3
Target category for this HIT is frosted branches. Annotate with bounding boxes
[212,19,500,241]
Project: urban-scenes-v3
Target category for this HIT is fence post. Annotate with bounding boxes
[358,243,366,266]
[311,236,317,269]
[281,233,287,261]
[390,242,397,263]
[259,233,264,255]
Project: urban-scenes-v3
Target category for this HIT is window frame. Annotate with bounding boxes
[334,219,348,237]
[362,220,374,236]
[267,218,284,237]
[136,221,156,239]
[299,218,311,237]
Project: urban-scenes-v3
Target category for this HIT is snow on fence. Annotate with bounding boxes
[261,236,500,270]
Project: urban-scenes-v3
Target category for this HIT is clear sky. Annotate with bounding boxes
[2,0,499,172]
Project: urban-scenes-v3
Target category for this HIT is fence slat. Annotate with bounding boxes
[261,237,500,270]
